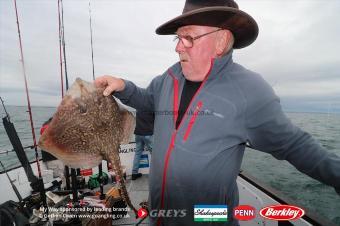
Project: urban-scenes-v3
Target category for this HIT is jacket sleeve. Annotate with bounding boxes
[113,74,165,113]
[244,75,340,194]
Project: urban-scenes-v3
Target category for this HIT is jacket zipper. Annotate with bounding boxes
[157,60,214,226]
[183,101,203,141]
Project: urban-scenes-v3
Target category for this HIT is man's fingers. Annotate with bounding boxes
[94,79,105,88]
[94,75,110,88]
[94,75,125,96]
[103,85,117,96]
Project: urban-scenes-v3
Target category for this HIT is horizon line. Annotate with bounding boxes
[2,105,340,115]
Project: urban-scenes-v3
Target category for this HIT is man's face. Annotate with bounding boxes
[175,25,219,82]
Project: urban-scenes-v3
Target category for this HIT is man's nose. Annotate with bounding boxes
[175,39,186,53]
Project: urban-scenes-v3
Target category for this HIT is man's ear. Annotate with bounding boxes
[216,30,232,56]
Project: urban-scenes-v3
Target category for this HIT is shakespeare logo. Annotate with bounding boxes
[194,205,228,222]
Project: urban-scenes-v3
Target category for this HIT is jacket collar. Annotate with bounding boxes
[208,49,234,81]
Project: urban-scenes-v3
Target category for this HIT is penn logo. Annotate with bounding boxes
[233,205,256,221]
[259,205,305,221]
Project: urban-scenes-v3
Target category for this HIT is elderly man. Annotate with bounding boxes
[95,0,340,225]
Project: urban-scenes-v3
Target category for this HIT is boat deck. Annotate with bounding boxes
[109,173,339,226]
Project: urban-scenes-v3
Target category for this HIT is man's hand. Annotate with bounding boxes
[94,75,125,96]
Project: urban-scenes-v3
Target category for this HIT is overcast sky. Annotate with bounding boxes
[0,0,339,113]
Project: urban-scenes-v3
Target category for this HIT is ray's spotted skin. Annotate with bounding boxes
[38,78,138,217]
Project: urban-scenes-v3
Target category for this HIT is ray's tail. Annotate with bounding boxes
[108,155,139,218]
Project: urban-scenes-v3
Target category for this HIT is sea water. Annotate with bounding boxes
[242,112,340,225]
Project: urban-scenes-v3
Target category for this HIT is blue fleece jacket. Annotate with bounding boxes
[115,50,340,226]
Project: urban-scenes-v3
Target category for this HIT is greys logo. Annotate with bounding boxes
[149,209,187,218]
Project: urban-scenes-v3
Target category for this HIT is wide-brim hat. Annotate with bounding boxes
[156,0,258,49]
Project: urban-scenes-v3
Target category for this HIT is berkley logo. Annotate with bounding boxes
[259,205,305,221]
[233,205,256,221]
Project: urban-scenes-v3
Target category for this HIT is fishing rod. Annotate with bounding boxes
[0,97,13,155]
[88,0,96,80]
[13,0,48,213]
[57,0,64,98]
[0,96,10,121]
[0,96,37,158]
[88,0,106,200]
[13,0,42,179]
[60,0,69,90]
[0,160,23,202]
[1,96,39,186]
[57,0,71,191]
[58,2,83,212]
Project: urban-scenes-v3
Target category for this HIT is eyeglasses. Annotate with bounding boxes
[173,28,223,48]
